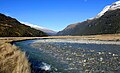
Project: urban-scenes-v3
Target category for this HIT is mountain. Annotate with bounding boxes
[57,1,120,36]
[95,0,120,18]
[20,22,57,36]
[38,28,57,36]
[0,13,47,37]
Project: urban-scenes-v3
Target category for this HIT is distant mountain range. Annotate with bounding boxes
[21,22,57,36]
[38,28,57,35]
[57,1,120,36]
[0,13,47,37]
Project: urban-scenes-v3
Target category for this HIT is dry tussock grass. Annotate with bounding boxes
[0,43,30,73]
[45,34,120,41]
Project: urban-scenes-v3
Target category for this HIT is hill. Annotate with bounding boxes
[0,13,47,37]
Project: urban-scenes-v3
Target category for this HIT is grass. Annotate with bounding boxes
[0,40,31,73]
[43,34,120,41]
[0,37,46,73]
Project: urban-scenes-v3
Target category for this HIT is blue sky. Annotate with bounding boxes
[0,0,117,31]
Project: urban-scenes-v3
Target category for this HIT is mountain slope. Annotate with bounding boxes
[38,28,57,35]
[95,0,120,18]
[0,13,47,37]
[21,22,57,36]
[57,1,120,36]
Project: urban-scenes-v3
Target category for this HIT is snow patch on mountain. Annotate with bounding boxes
[109,0,120,10]
[95,0,120,19]
[21,21,57,35]
[95,5,111,18]
[21,21,46,29]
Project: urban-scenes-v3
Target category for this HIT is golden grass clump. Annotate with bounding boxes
[0,43,31,73]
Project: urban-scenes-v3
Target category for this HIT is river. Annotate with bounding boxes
[14,38,120,73]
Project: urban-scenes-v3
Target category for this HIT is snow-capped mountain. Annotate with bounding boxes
[95,5,111,18]
[37,28,57,36]
[109,0,120,10]
[95,0,120,18]
[21,22,57,35]
[57,0,120,36]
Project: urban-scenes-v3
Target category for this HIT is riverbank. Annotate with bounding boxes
[0,34,120,73]
[0,34,120,43]
[44,34,120,41]
[0,37,50,73]
[0,37,39,73]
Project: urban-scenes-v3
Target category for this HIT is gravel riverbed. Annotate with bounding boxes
[30,39,120,73]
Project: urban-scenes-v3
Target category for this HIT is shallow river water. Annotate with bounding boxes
[14,39,120,73]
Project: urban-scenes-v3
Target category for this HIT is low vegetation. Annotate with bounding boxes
[45,34,120,41]
[0,43,30,73]
[0,37,47,73]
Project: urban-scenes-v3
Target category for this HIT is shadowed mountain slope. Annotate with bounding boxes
[0,13,47,37]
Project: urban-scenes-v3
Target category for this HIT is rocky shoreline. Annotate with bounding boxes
[34,38,120,45]
[31,38,120,73]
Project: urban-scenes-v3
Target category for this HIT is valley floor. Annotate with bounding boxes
[0,34,120,43]
[43,34,120,41]
[0,34,120,73]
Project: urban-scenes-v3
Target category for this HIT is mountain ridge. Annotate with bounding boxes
[0,13,47,37]
[20,22,57,35]
[57,1,120,36]
[95,0,120,19]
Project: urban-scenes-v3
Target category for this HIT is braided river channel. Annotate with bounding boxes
[14,38,120,73]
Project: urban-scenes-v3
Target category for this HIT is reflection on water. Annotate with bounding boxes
[14,39,120,73]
